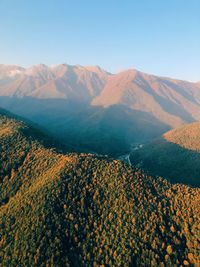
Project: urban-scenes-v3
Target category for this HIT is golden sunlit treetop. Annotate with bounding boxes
[0,109,199,267]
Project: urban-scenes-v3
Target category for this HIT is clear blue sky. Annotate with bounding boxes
[0,0,199,81]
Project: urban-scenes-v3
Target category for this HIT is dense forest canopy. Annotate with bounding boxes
[0,109,199,266]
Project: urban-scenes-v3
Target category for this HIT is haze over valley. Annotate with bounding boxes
[1,1,200,266]
[1,64,200,156]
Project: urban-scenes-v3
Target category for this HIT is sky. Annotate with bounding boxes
[0,0,199,81]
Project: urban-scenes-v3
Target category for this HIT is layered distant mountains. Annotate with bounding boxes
[0,65,200,266]
[0,64,200,155]
[0,109,199,266]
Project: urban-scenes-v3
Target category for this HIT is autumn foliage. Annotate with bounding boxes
[0,111,199,266]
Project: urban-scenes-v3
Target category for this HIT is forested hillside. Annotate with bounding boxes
[130,121,200,186]
[0,110,199,266]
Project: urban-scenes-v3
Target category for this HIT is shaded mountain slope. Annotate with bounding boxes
[0,98,170,156]
[0,110,199,266]
[1,64,200,156]
[130,121,200,186]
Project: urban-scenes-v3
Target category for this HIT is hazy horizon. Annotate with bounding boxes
[0,0,200,82]
[1,62,200,83]
[0,2,200,265]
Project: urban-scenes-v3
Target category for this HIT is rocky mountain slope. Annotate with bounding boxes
[92,69,200,128]
[0,64,109,100]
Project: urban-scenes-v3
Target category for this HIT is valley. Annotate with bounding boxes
[2,1,200,266]
[0,65,200,266]
[1,64,200,157]
[0,109,199,266]
[130,121,200,186]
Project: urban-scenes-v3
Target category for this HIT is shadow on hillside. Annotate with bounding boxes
[130,137,200,187]
[0,96,171,156]
[0,106,75,154]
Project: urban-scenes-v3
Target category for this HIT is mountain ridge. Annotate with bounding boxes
[1,63,199,82]
[0,109,199,266]
[1,63,200,156]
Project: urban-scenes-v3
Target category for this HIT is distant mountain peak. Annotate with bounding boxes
[1,63,200,131]
[85,65,109,73]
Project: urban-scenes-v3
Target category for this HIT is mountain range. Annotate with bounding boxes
[1,64,200,155]
[0,109,199,266]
